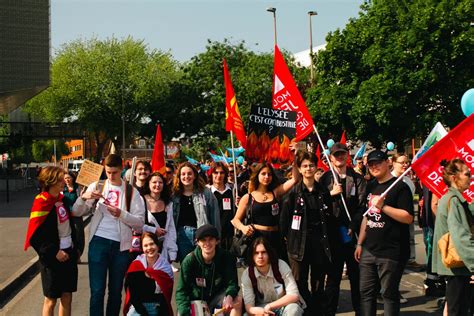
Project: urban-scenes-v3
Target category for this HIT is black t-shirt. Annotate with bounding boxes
[177,195,197,228]
[364,177,414,261]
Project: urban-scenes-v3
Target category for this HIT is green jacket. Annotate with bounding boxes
[175,246,239,315]
[432,187,474,276]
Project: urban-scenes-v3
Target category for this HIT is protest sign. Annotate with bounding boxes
[411,115,474,202]
[246,105,296,164]
[76,159,104,187]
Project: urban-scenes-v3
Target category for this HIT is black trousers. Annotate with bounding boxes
[324,242,361,316]
[445,275,473,316]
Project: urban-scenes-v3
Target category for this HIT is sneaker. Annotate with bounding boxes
[400,294,408,304]
[172,266,179,273]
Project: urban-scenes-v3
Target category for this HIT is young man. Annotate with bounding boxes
[133,160,151,196]
[165,162,175,186]
[72,154,145,316]
[320,142,366,316]
[175,224,242,316]
[280,151,335,315]
[354,150,414,316]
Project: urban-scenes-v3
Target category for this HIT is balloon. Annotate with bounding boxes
[386,142,395,151]
[327,139,335,149]
[323,149,330,156]
[237,156,244,164]
[461,88,474,117]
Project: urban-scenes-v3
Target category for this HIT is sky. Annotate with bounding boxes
[51,0,364,62]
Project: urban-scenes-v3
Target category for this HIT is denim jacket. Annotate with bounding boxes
[172,187,221,234]
[280,181,335,262]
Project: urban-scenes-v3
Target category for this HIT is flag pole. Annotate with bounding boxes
[362,166,413,217]
[230,131,239,201]
[312,124,352,221]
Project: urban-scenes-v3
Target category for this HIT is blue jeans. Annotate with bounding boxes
[359,249,405,316]
[176,226,196,262]
[127,302,160,316]
[89,235,130,316]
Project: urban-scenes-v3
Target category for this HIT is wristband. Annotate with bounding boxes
[356,243,362,247]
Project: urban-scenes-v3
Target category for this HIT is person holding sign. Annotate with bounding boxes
[24,166,78,316]
[280,151,336,315]
[354,150,414,316]
[72,154,145,316]
[432,159,474,316]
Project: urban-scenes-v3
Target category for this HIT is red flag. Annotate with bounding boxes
[151,124,166,174]
[223,59,247,148]
[340,131,347,144]
[316,145,329,171]
[272,45,314,141]
[411,114,474,202]
[340,131,352,166]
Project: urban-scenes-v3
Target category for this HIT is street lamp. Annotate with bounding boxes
[267,7,277,46]
[308,10,318,85]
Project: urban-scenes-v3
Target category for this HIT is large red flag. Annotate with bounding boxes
[150,124,166,174]
[411,114,474,202]
[272,45,314,141]
[223,59,247,148]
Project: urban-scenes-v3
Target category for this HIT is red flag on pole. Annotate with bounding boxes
[316,145,329,171]
[223,59,247,148]
[411,114,474,202]
[151,124,166,174]
[272,45,314,141]
[340,131,347,144]
[340,130,352,166]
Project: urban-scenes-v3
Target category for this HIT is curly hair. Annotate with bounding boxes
[38,166,65,192]
[173,162,206,195]
[248,162,279,193]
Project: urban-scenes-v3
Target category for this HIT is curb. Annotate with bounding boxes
[0,214,92,308]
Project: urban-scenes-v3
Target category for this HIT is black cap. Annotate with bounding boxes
[330,142,349,155]
[195,224,219,241]
[367,150,388,163]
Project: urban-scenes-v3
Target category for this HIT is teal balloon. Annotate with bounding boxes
[237,156,244,164]
[327,139,335,149]
[387,142,395,151]
[323,149,330,156]
[461,88,474,117]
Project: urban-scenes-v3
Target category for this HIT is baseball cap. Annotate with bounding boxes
[330,142,349,155]
[195,224,219,241]
[367,150,388,163]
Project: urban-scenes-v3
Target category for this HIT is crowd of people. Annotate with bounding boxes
[24,143,473,316]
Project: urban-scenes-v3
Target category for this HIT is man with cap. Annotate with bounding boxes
[320,142,366,316]
[354,150,414,316]
[175,224,242,315]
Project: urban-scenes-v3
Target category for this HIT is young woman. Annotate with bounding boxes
[207,162,235,250]
[124,232,174,316]
[432,159,474,316]
[241,237,304,315]
[24,166,78,316]
[134,160,151,196]
[62,172,84,262]
[172,162,220,262]
[142,172,177,263]
[231,161,298,256]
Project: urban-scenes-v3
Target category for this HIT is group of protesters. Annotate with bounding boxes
[24,141,473,316]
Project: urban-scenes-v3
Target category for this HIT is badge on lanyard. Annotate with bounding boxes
[56,202,69,223]
[222,198,232,211]
[271,203,279,216]
[291,215,301,230]
[196,277,206,287]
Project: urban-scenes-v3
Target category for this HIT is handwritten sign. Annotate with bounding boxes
[76,160,104,187]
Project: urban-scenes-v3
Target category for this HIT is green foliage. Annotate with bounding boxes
[31,140,69,162]
[308,0,474,149]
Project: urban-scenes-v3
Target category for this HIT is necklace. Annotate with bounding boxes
[262,192,268,201]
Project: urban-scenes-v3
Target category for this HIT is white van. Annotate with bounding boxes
[67,160,84,173]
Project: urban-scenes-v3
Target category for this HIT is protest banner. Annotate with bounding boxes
[75,159,104,187]
[246,105,296,164]
[411,115,474,202]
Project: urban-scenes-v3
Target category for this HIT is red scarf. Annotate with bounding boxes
[123,259,174,316]
[24,192,63,250]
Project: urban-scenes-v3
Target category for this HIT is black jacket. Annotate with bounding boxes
[280,181,336,262]
[319,168,367,234]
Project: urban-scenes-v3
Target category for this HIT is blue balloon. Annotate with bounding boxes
[386,142,395,151]
[461,88,474,117]
[237,156,244,164]
[327,139,335,149]
[323,149,330,156]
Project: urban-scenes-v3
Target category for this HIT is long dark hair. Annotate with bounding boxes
[144,172,171,205]
[248,162,279,193]
[208,162,229,185]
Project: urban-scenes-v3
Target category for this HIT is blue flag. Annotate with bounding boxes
[186,155,199,165]
[352,143,366,166]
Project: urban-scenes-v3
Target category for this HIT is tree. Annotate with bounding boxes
[32,140,69,162]
[24,37,182,161]
[307,0,473,149]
